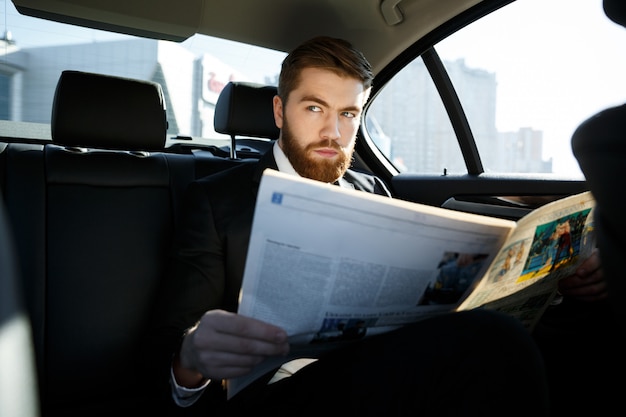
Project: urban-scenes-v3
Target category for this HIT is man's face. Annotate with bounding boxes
[273,67,370,183]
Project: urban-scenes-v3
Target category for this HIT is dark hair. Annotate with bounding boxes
[277,36,374,103]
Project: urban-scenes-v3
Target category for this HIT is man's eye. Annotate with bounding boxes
[308,105,321,112]
[342,111,356,118]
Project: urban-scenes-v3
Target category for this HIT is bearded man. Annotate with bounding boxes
[145,36,550,417]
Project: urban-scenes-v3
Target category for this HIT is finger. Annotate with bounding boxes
[194,311,289,357]
[560,268,604,291]
[188,353,264,380]
[574,248,601,276]
[205,310,288,344]
[195,349,267,379]
[227,313,289,344]
[195,326,289,357]
[558,277,608,300]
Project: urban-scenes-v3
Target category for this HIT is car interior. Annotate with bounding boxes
[1,68,281,415]
[1,0,624,415]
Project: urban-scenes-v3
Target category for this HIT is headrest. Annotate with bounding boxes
[604,0,626,28]
[214,81,279,140]
[51,70,167,151]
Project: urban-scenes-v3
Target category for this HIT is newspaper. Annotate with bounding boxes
[229,169,596,398]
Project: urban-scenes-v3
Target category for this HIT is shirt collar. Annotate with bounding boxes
[272,141,300,177]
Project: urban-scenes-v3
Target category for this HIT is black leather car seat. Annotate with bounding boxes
[24,70,183,415]
[214,81,279,159]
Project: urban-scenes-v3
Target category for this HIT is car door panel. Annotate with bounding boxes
[390,174,589,221]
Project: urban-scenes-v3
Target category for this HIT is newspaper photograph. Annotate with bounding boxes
[458,191,596,328]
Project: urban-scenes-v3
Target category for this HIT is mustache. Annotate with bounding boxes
[306,139,344,152]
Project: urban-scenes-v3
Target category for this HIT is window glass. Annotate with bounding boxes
[366,58,465,175]
[0,0,286,144]
[366,0,626,177]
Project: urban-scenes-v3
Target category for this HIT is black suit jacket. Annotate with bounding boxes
[147,150,391,398]
[572,103,626,329]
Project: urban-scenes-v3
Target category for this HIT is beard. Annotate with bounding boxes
[280,118,354,183]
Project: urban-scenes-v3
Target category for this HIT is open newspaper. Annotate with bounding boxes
[229,169,596,397]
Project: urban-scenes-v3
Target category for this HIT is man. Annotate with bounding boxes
[147,36,551,416]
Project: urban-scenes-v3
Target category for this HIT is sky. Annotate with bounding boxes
[3,0,625,175]
[436,0,626,174]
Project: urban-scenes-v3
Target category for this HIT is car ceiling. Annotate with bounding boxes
[12,0,485,73]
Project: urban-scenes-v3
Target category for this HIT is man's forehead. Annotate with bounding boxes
[291,67,368,106]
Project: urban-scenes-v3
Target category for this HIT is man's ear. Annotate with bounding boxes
[273,95,284,129]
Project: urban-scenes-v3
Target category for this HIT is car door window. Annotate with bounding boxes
[365,0,626,177]
[366,56,465,175]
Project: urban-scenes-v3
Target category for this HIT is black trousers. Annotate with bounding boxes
[220,309,549,417]
[533,299,624,417]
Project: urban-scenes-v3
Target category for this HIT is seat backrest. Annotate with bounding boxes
[1,75,284,415]
[51,70,168,151]
[213,81,279,159]
[5,70,193,415]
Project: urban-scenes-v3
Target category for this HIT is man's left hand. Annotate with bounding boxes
[558,248,608,302]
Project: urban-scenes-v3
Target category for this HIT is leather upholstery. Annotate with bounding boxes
[214,81,279,140]
[0,74,281,415]
[51,70,167,151]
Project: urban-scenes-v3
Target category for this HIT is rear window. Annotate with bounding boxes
[0,1,286,145]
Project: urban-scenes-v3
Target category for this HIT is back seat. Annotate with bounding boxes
[0,72,278,416]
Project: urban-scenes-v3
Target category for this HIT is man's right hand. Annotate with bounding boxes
[173,309,290,388]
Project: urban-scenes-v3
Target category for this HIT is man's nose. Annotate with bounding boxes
[321,114,341,140]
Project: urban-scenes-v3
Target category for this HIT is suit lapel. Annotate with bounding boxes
[252,150,279,194]
[335,177,356,190]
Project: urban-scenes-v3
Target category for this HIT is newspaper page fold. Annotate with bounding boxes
[229,169,519,397]
[457,189,596,327]
[228,169,595,397]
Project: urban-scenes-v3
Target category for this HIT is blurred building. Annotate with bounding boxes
[0,37,250,139]
[368,58,552,174]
